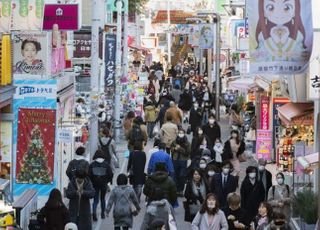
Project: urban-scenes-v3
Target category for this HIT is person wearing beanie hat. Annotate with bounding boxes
[66,147,89,180]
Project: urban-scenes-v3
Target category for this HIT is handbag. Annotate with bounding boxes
[123,193,139,216]
[188,202,201,216]
[186,125,192,134]
[238,152,247,162]
[246,128,256,141]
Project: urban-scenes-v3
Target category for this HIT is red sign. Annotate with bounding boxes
[260,96,270,130]
[43,4,79,30]
[16,108,56,184]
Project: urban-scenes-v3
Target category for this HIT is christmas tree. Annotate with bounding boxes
[17,125,51,184]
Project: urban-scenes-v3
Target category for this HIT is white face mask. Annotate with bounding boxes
[208,171,215,176]
[178,134,185,138]
[249,173,256,179]
[222,168,230,175]
[198,130,203,135]
[199,163,207,169]
[258,165,265,171]
[277,178,284,185]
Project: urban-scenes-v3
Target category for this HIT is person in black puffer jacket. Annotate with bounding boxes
[89,150,113,221]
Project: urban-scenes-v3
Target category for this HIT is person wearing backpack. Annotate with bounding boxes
[267,172,293,222]
[89,150,113,221]
[99,128,118,170]
[106,174,141,230]
[66,147,89,181]
[127,116,148,152]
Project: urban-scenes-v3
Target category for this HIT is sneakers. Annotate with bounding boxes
[101,212,105,219]
[93,213,98,222]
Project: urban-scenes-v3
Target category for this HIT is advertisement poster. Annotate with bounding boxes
[0,122,12,162]
[199,24,214,49]
[260,96,270,130]
[43,4,79,30]
[105,34,116,88]
[16,108,56,184]
[256,130,272,160]
[272,98,289,149]
[248,0,313,74]
[13,32,50,78]
[188,24,200,47]
[12,0,44,31]
[0,0,12,32]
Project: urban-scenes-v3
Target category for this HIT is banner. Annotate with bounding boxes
[13,32,51,79]
[199,24,214,49]
[105,34,116,87]
[248,0,313,74]
[260,96,270,130]
[0,121,12,163]
[0,0,12,32]
[43,4,79,30]
[272,98,290,149]
[256,130,272,160]
[16,108,56,184]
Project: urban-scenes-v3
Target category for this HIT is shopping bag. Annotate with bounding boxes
[246,128,256,141]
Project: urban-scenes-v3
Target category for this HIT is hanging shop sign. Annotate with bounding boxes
[42,4,79,30]
[14,80,57,99]
[256,129,272,160]
[309,74,320,100]
[260,96,270,130]
[105,34,116,88]
[199,24,214,49]
[248,0,313,75]
[13,32,51,79]
[0,121,12,163]
[16,108,56,185]
[141,37,158,49]
[58,129,73,143]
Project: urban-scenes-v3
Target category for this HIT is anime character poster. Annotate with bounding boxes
[199,24,214,49]
[13,32,50,78]
[15,108,56,184]
[248,0,313,75]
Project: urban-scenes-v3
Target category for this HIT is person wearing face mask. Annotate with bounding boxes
[222,130,245,177]
[257,158,272,201]
[267,173,293,222]
[201,102,212,126]
[191,193,228,230]
[184,169,208,222]
[189,102,203,134]
[267,212,291,230]
[253,202,273,230]
[178,88,193,122]
[198,158,208,176]
[191,127,212,160]
[170,129,191,196]
[204,164,218,193]
[210,161,238,209]
[202,114,221,147]
[212,138,224,167]
[240,166,265,223]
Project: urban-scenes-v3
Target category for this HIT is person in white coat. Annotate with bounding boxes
[191,193,228,230]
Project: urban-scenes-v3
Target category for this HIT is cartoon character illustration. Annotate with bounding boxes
[200,25,213,48]
[254,0,309,62]
[14,39,44,75]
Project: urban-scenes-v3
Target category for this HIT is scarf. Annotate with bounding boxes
[192,181,206,201]
[214,143,223,163]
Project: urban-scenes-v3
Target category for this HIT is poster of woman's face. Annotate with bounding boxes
[13,32,50,78]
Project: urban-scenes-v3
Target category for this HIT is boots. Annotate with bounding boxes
[101,212,105,219]
[92,213,98,221]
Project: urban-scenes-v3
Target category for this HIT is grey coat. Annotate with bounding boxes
[106,185,141,227]
[66,177,95,230]
[191,210,228,230]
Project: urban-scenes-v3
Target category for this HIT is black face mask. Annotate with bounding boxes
[274,221,285,226]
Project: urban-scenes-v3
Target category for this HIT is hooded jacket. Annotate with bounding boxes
[88,158,113,187]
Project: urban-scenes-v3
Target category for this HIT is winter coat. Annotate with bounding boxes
[156,102,169,127]
[140,199,174,230]
[123,117,134,137]
[66,178,95,230]
[160,121,178,148]
[66,156,89,181]
[202,123,221,145]
[88,158,113,188]
[191,135,213,160]
[126,124,148,151]
[222,139,246,162]
[38,203,70,230]
[222,206,250,230]
[210,173,238,209]
[240,177,265,223]
[267,184,293,221]
[99,136,117,168]
[191,210,229,230]
[171,88,182,103]
[143,171,177,205]
[257,169,273,200]
[164,107,183,125]
[171,137,191,161]
[189,108,203,133]
[144,105,157,123]
[106,185,140,228]
[178,91,193,111]
[147,150,175,177]
[127,150,147,185]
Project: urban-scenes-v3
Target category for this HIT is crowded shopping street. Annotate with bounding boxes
[0,0,320,230]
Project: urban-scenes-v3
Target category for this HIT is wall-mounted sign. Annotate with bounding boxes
[14,80,57,99]
[58,129,73,143]
[256,130,272,160]
[105,34,116,88]
[260,96,270,130]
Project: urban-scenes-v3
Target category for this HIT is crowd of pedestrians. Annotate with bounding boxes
[35,61,293,230]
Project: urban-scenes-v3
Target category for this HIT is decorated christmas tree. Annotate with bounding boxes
[17,125,51,184]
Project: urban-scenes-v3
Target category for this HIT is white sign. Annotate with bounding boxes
[0,122,12,162]
[309,57,320,100]
[58,129,73,143]
[237,26,245,38]
[14,80,57,99]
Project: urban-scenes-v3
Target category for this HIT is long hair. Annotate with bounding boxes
[199,193,219,215]
[46,189,65,208]
[259,202,273,223]
[230,130,240,145]
[256,0,306,48]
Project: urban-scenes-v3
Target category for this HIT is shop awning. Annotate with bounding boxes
[228,77,256,91]
[277,102,314,126]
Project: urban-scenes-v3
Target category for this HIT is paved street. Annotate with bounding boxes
[93,111,258,230]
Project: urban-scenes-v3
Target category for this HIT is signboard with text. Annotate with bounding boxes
[105,34,116,88]
[256,130,272,160]
[260,96,270,130]
[43,4,79,30]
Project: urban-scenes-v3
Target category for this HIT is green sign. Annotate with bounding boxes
[215,0,225,14]
[107,0,128,12]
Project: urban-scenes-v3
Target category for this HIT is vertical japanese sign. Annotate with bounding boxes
[260,96,269,130]
[105,34,116,88]
[309,74,320,99]
[256,130,272,160]
[248,0,313,75]
[16,108,56,184]
[272,98,289,149]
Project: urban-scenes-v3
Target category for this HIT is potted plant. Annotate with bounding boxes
[293,189,318,229]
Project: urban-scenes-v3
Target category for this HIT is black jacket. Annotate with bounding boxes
[127,150,147,185]
[222,140,246,162]
[189,108,203,132]
[240,177,266,223]
[38,204,70,230]
[257,169,273,200]
[191,134,212,159]
[202,123,221,144]
[88,159,113,187]
[66,158,89,181]
[210,173,238,209]
[178,91,192,111]
[222,207,250,230]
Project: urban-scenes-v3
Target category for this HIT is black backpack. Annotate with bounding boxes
[91,162,112,185]
[99,138,112,163]
[129,125,144,144]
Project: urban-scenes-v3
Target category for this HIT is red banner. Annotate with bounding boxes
[260,96,270,130]
[16,108,56,184]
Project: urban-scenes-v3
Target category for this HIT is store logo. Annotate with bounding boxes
[19,86,35,95]
[56,8,63,16]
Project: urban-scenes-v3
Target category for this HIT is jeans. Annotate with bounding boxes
[133,184,143,202]
[173,160,187,192]
[147,122,156,138]
[92,186,107,214]
[115,227,128,230]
